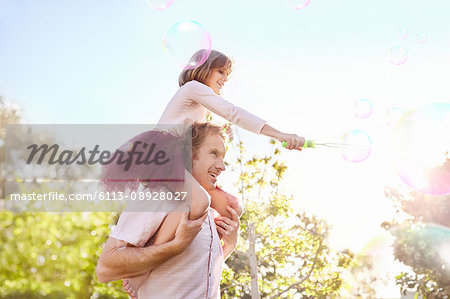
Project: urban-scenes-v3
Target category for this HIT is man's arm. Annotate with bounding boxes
[97,237,179,282]
[96,211,208,283]
[223,242,237,261]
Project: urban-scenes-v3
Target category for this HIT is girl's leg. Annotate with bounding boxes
[151,169,212,242]
[209,187,242,218]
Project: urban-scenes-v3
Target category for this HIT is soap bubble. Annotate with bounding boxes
[354,99,373,119]
[385,107,405,126]
[287,0,311,10]
[390,45,408,65]
[342,224,450,298]
[340,130,372,163]
[147,0,174,10]
[341,231,403,298]
[391,102,450,195]
[390,223,450,278]
[398,27,408,39]
[417,32,428,44]
[162,21,212,70]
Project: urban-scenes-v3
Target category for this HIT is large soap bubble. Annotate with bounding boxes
[342,224,450,298]
[391,102,450,195]
[147,0,174,10]
[163,21,212,70]
[385,107,405,126]
[340,231,404,298]
[287,0,311,9]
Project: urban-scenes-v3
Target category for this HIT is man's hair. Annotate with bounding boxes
[183,122,225,167]
[178,49,233,87]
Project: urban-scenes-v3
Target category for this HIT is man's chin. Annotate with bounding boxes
[203,181,216,192]
[205,184,216,192]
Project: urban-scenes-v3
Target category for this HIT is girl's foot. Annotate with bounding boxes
[122,279,137,299]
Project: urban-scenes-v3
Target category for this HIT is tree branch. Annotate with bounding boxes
[259,246,280,263]
[268,240,323,299]
[234,249,248,257]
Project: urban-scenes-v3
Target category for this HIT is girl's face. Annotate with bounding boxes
[205,67,229,94]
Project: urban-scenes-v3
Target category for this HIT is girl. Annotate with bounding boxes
[108,49,305,298]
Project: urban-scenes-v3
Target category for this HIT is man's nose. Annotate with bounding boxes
[217,159,225,171]
[223,74,228,81]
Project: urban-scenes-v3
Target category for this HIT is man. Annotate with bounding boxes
[96,123,240,298]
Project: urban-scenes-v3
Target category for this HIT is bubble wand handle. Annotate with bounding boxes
[281,140,316,149]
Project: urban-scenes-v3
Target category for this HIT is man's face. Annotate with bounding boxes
[192,133,226,191]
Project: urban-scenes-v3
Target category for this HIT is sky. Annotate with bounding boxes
[1,0,450,297]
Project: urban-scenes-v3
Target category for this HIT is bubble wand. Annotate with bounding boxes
[282,140,363,150]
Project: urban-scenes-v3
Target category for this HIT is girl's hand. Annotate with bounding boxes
[280,133,305,150]
[260,124,305,150]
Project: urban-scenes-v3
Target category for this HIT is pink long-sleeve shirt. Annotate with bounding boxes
[158,80,267,134]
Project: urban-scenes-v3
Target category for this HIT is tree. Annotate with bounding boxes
[0,97,127,298]
[0,97,22,200]
[0,96,95,210]
[0,211,127,298]
[338,248,388,298]
[0,108,353,298]
[220,138,352,298]
[383,161,450,298]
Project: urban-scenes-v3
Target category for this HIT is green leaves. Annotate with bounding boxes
[220,139,350,298]
[384,183,450,298]
[0,212,126,298]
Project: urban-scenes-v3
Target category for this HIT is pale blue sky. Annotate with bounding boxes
[1,1,450,295]
[1,0,449,125]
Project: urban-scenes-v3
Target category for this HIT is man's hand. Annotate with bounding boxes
[214,206,240,259]
[172,210,209,254]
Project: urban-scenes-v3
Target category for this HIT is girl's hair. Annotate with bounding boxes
[182,122,225,166]
[178,49,233,87]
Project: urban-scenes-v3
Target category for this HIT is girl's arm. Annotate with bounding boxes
[260,123,305,150]
[183,81,266,135]
[183,81,305,149]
